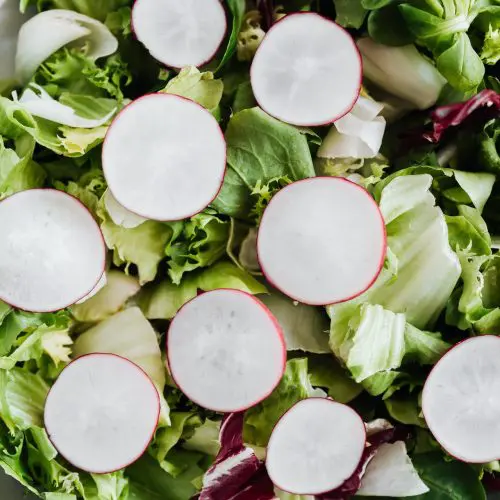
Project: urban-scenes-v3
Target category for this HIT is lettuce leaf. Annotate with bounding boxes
[212,107,315,219]
[139,261,267,321]
[243,358,321,447]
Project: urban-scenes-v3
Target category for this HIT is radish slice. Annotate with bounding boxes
[266,398,366,495]
[44,354,160,473]
[422,335,500,463]
[102,93,226,221]
[251,13,362,126]
[167,289,286,412]
[257,177,386,305]
[132,0,226,68]
[0,189,105,312]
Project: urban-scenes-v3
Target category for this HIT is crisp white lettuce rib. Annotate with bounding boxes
[357,38,446,110]
[318,96,386,159]
[15,9,118,83]
[357,442,429,497]
[17,84,116,128]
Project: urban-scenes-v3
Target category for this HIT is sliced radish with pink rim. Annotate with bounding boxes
[257,177,386,306]
[0,189,105,312]
[251,13,362,126]
[103,93,226,221]
[167,289,286,412]
[422,335,500,463]
[132,0,226,68]
[266,398,366,495]
[44,353,160,473]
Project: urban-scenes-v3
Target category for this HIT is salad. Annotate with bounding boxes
[0,0,499,498]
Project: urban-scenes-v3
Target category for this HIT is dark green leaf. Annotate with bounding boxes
[368,5,416,45]
[436,33,485,92]
[333,0,368,28]
[217,0,246,70]
[211,107,315,218]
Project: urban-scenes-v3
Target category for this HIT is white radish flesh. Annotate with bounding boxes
[251,13,362,126]
[167,289,286,412]
[266,398,366,495]
[0,189,105,312]
[103,93,226,221]
[44,353,160,473]
[132,0,226,68]
[257,177,386,306]
[422,335,500,463]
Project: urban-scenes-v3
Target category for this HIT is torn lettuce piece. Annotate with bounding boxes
[73,306,166,389]
[329,304,449,395]
[161,66,223,113]
[34,47,131,101]
[0,136,45,199]
[212,107,315,219]
[330,174,461,331]
[165,211,229,285]
[97,195,175,284]
[259,290,330,353]
[17,84,116,128]
[70,270,140,323]
[243,358,321,447]
[139,261,267,321]
[0,92,116,156]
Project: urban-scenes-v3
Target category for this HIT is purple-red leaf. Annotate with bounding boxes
[423,90,500,143]
[198,413,275,500]
[316,424,406,500]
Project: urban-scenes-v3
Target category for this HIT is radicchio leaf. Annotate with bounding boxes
[316,420,407,500]
[197,412,275,500]
[423,90,500,143]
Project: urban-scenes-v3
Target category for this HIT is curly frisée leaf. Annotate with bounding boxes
[15,9,118,84]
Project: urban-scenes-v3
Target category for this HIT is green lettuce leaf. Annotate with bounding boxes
[73,307,166,389]
[22,0,131,21]
[243,358,319,446]
[161,66,223,113]
[139,261,267,320]
[0,137,45,199]
[97,197,176,284]
[331,174,461,331]
[259,290,330,353]
[34,47,131,101]
[212,107,315,218]
[165,211,229,285]
[329,303,450,395]
[0,92,116,157]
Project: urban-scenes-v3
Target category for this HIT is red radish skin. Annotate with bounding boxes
[266,398,367,495]
[44,353,160,474]
[166,289,286,413]
[422,335,500,464]
[102,93,227,222]
[251,13,362,127]
[257,177,387,306]
[131,0,227,69]
[0,189,106,313]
